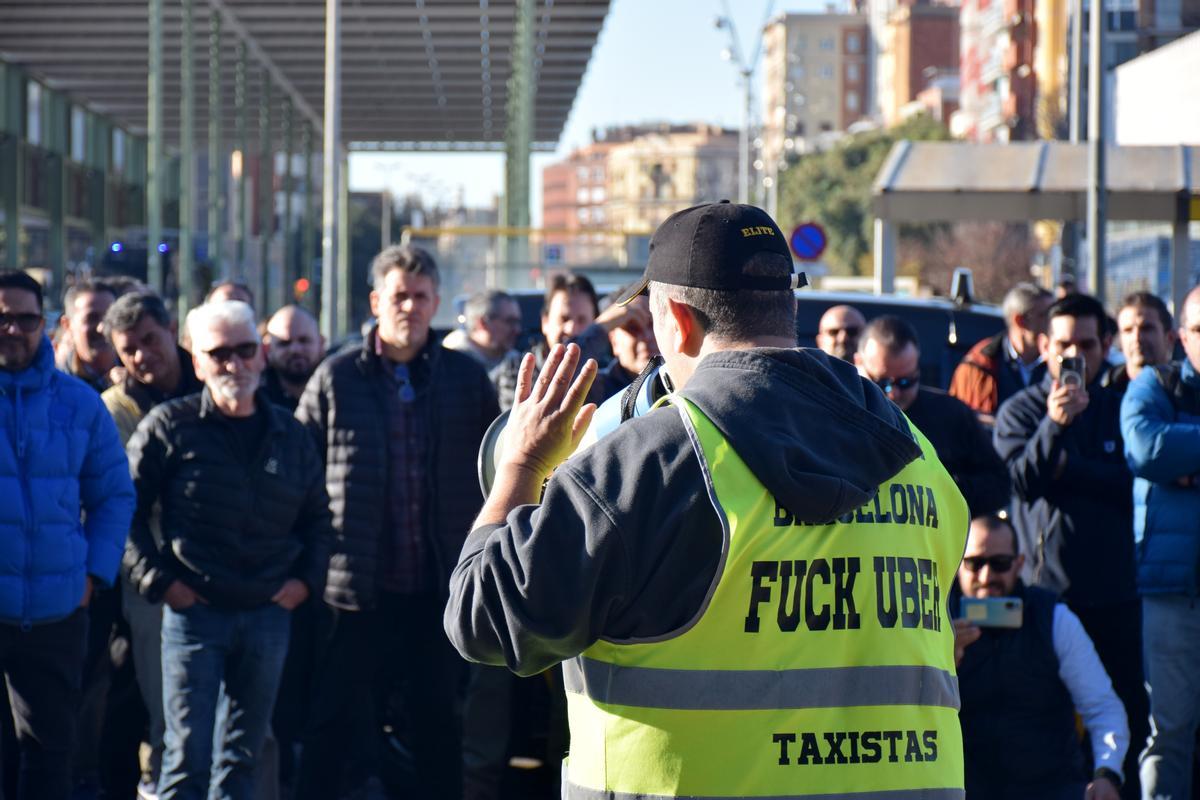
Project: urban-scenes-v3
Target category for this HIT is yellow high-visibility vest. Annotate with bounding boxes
[563,395,969,800]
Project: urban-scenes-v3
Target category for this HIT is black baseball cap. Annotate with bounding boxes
[617,201,806,305]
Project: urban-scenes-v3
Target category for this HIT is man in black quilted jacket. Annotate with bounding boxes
[294,245,498,800]
[124,299,333,800]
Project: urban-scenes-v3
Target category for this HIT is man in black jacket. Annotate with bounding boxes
[856,315,1011,516]
[125,300,333,800]
[295,246,498,800]
[993,293,1147,799]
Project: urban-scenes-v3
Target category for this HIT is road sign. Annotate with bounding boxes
[544,243,564,265]
[789,222,828,261]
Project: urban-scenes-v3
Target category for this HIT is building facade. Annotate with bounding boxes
[541,123,739,240]
[761,12,871,177]
[880,4,961,127]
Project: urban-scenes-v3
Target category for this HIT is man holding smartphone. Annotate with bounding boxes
[994,293,1146,798]
[954,515,1127,800]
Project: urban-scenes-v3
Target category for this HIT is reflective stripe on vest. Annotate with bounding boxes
[564,396,970,800]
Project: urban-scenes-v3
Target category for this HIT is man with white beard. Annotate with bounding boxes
[124,300,333,800]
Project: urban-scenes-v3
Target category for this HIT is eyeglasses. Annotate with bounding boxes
[0,312,43,333]
[204,342,259,364]
[873,374,920,393]
[394,363,416,403]
[961,555,1017,573]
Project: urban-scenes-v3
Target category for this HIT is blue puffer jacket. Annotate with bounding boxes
[0,336,135,625]
[1120,359,1200,595]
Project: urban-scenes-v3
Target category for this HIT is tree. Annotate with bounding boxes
[776,114,950,276]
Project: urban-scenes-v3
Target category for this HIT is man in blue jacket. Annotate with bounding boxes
[1121,284,1200,800]
[0,269,135,800]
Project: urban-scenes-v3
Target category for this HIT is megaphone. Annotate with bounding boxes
[477,356,672,498]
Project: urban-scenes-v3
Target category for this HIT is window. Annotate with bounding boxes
[590,186,605,203]
[592,167,604,182]
[820,122,834,133]
[790,65,806,80]
[847,63,860,82]
[819,36,835,51]
[576,188,590,203]
[847,91,860,112]
[70,107,86,163]
[576,166,589,180]
[26,81,42,145]
[112,128,126,175]
[846,33,861,53]
[577,207,591,223]
[820,64,834,79]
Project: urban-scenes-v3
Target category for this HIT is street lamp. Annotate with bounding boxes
[714,1,775,206]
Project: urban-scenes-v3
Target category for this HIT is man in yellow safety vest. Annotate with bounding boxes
[445,201,969,799]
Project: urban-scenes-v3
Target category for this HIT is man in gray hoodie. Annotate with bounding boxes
[445,202,970,799]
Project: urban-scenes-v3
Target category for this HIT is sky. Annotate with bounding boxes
[349,0,834,224]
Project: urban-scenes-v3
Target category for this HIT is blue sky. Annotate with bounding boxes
[349,0,833,223]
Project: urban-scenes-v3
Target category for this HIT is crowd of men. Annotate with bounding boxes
[1,243,1200,800]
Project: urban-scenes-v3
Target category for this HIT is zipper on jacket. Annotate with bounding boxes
[10,384,35,630]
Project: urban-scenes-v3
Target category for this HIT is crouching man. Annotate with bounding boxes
[954,515,1127,800]
[125,300,333,800]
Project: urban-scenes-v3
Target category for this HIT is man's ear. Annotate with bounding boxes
[853,351,864,368]
[368,289,380,320]
[1037,331,1050,358]
[665,297,703,357]
[59,313,71,332]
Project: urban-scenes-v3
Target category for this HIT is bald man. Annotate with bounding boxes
[262,305,326,410]
[816,304,866,362]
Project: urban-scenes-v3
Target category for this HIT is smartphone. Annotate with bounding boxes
[1058,355,1086,389]
[959,596,1023,629]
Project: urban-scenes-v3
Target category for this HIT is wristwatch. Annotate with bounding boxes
[1094,767,1123,789]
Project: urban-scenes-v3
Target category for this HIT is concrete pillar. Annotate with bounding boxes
[1086,0,1107,306]
[258,69,272,314]
[1172,197,1192,320]
[1,64,20,270]
[47,90,67,297]
[873,217,896,296]
[337,148,350,337]
[147,0,165,292]
[234,38,247,279]
[301,123,315,313]
[503,0,534,270]
[321,0,342,341]
[282,100,294,309]
[207,7,224,281]
[179,0,196,320]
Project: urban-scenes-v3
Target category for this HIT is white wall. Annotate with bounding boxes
[1114,30,1200,145]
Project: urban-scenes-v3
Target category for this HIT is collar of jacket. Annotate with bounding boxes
[0,335,54,393]
[197,385,284,435]
[356,323,441,376]
[1181,357,1200,387]
[123,345,202,413]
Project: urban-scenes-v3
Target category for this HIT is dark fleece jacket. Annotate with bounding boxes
[444,347,924,676]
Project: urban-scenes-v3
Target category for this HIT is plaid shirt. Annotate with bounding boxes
[376,336,432,594]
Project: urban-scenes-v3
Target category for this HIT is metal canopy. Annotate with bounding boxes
[872,141,1200,222]
[870,140,1200,312]
[0,0,609,148]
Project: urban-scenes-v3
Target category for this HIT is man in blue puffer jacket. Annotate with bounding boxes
[1121,283,1200,800]
[0,269,134,800]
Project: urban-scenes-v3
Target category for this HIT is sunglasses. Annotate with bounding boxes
[204,342,259,364]
[961,555,1017,573]
[0,312,43,333]
[821,326,862,338]
[874,374,920,393]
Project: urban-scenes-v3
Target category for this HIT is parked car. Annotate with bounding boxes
[453,285,1004,391]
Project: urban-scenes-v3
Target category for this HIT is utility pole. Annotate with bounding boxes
[1087,0,1107,304]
